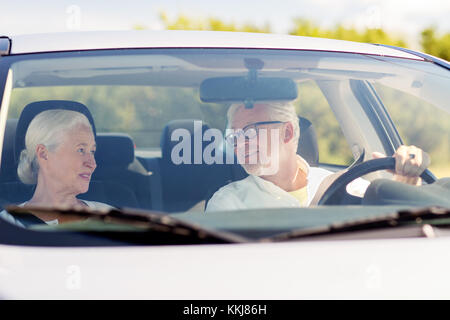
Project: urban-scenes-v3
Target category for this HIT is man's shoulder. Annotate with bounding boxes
[211,176,253,197]
[309,166,334,178]
[206,176,254,212]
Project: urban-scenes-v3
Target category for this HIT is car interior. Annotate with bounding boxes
[0,99,325,213]
[1,49,449,216]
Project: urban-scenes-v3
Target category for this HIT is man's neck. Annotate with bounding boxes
[260,154,307,192]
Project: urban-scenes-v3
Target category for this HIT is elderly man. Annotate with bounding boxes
[206,102,430,212]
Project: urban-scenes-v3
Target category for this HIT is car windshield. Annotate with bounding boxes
[1,48,449,241]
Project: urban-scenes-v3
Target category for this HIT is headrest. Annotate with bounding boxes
[95,133,135,167]
[298,117,319,167]
[14,100,96,163]
[160,119,211,162]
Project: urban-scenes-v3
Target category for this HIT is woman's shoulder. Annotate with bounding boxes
[0,209,26,228]
[82,200,115,210]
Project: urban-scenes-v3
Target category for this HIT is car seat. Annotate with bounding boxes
[92,133,152,209]
[158,119,231,212]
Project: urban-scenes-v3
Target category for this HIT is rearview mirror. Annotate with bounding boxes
[200,76,298,106]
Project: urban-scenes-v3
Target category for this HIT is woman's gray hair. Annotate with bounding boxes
[17,109,93,185]
[227,101,300,143]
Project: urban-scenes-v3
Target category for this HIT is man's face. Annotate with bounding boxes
[230,104,285,176]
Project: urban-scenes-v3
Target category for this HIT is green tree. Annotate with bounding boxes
[155,13,450,60]
[421,27,450,61]
[157,12,271,33]
[289,18,407,47]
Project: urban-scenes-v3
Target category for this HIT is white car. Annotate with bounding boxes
[0,31,449,301]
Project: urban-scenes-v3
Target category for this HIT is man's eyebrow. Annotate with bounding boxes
[76,142,97,148]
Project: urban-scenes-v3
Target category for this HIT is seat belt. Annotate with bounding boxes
[9,212,47,227]
[309,170,347,206]
[310,152,365,206]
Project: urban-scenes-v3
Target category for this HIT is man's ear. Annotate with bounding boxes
[35,144,48,162]
[283,122,294,143]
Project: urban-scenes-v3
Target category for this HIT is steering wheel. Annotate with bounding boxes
[317,157,436,205]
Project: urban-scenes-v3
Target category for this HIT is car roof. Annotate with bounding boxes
[6,30,423,60]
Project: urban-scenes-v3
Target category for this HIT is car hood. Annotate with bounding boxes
[1,237,450,299]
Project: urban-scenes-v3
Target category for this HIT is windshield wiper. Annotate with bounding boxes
[6,205,250,245]
[9,205,450,243]
[262,206,450,242]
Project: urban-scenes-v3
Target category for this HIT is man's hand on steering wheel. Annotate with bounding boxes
[315,145,433,205]
[372,145,431,186]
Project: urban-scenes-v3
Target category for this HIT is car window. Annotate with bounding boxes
[373,83,450,178]
[296,80,353,166]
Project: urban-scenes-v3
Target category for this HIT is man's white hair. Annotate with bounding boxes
[17,109,93,185]
[227,101,300,143]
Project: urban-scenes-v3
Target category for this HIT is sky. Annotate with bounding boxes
[1,0,450,49]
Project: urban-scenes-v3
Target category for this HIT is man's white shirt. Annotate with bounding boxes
[206,155,370,212]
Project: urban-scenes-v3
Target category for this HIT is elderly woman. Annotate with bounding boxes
[0,109,112,227]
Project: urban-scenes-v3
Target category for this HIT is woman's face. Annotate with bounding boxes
[43,125,96,195]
